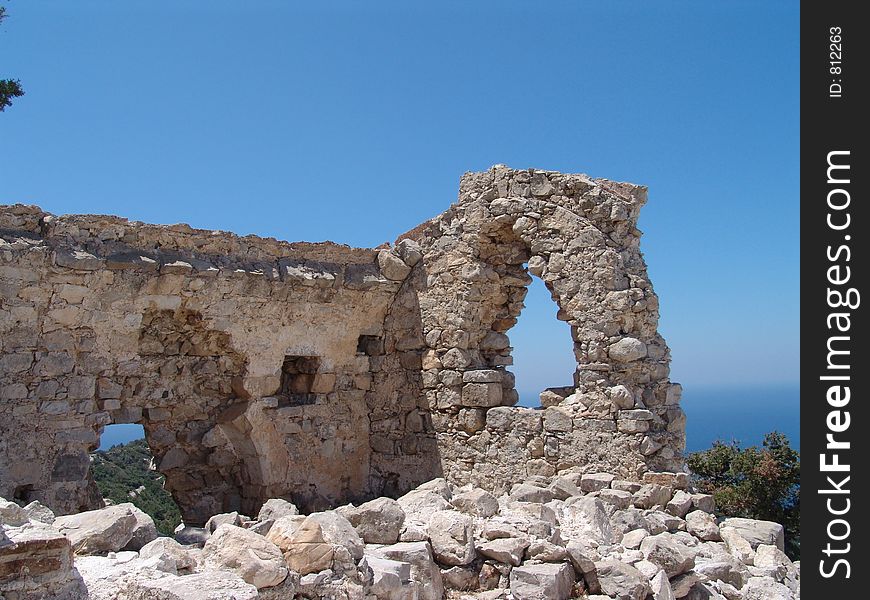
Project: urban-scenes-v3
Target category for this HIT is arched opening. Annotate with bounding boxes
[91,423,182,535]
[509,275,576,408]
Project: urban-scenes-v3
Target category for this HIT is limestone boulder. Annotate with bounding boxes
[0,498,28,526]
[264,514,307,550]
[566,540,600,594]
[640,533,696,578]
[595,559,651,600]
[694,557,750,589]
[666,490,694,518]
[720,518,784,551]
[633,484,672,509]
[247,519,275,536]
[277,518,334,575]
[671,572,705,597]
[686,510,721,542]
[645,510,686,534]
[558,496,615,544]
[439,565,477,591]
[414,478,453,500]
[548,476,583,500]
[54,503,138,554]
[609,337,647,362]
[451,488,499,517]
[684,582,728,600]
[621,529,649,550]
[202,523,287,589]
[378,249,412,281]
[610,507,650,537]
[121,570,259,600]
[742,576,795,600]
[75,553,171,600]
[363,555,415,600]
[257,498,299,522]
[691,494,716,514]
[580,472,615,493]
[22,500,56,524]
[510,483,555,503]
[720,527,756,565]
[427,510,475,566]
[343,497,406,544]
[476,537,529,566]
[396,238,423,266]
[509,562,575,600]
[397,488,451,539]
[123,504,159,551]
[371,541,444,600]
[205,511,242,534]
[140,537,199,571]
[307,510,364,562]
[650,570,675,600]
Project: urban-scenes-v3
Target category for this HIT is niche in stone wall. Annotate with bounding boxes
[356,335,384,356]
[278,355,320,406]
[508,274,576,408]
[12,484,36,504]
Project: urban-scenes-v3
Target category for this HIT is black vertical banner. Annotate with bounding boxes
[801,2,867,596]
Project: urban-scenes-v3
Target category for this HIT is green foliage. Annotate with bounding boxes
[91,439,182,536]
[1,4,25,112]
[688,432,800,559]
[0,79,24,111]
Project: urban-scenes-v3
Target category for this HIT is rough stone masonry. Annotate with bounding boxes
[0,166,685,526]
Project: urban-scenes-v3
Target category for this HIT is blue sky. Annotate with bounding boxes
[1,1,799,406]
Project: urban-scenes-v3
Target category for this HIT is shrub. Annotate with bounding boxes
[687,431,800,559]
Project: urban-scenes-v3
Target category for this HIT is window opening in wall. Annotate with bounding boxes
[510,275,576,408]
[279,355,320,406]
[99,423,145,450]
[91,426,183,535]
[357,335,384,356]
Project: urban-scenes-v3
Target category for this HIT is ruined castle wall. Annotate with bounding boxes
[0,206,436,524]
[403,166,684,492]
[0,166,684,523]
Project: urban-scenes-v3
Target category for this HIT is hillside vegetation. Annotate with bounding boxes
[688,431,800,559]
[91,439,181,535]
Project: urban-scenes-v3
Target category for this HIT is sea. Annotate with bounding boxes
[98,385,800,454]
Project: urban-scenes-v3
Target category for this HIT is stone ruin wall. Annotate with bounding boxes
[0,166,685,526]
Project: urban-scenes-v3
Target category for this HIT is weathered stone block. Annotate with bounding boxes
[461,383,502,407]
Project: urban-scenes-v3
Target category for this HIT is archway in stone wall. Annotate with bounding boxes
[82,308,266,525]
[413,168,684,486]
[469,218,582,406]
[509,275,576,408]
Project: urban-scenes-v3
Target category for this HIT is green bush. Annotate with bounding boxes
[687,431,800,559]
[91,439,182,535]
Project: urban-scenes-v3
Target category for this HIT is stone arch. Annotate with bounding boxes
[411,166,684,488]
[118,307,260,525]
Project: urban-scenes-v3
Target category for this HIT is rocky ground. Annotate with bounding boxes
[1,471,798,599]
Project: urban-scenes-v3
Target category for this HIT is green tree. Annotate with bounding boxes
[1,5,25,112]
[91,439,182,535]
[687,431,800,559]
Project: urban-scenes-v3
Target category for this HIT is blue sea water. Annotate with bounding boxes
[100,385,799,454]
[680,385,800,452]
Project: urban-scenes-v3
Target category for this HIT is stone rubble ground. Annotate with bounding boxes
[0,472,799,600]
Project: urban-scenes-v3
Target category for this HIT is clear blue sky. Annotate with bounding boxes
[1,1,799,403]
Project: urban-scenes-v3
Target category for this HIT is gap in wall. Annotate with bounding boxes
[509,275,576,408]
